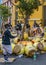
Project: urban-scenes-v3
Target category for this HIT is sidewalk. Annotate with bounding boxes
[0,54,46,65]
[0,54,16,62]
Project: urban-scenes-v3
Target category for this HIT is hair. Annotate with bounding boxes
[4,24,9,29]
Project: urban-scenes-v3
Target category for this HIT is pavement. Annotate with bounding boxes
[0,54,46,65]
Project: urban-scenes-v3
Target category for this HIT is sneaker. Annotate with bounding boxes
[4,59,11,63]
[18,54,23,58]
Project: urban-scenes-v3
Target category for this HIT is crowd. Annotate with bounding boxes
[15,21,44,38]
[0,21,44,62]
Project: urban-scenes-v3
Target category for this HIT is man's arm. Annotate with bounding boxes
[7,30,17,38]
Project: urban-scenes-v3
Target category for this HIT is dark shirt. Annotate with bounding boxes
[26,23,30,29]
[16,23,22,31]
[2,29,15,45]
[33,23,39,28]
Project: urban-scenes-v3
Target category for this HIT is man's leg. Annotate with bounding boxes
[2,45,8,61]
[7,45,12,57]
[3,45,12,62]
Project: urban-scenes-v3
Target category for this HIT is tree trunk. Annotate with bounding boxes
[21,15,30,40]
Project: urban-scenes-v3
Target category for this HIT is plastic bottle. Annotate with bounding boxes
[33,52,36,60]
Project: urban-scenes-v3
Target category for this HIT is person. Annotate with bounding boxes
[26,22,30,29]
[39,23,44,37]
[2,24,17,62]
[26,22,30,37]
[15,21,22,40]
[33,21,39,28]
[40,27,44,37]
[15,21,22,31]
[32,21,40,36]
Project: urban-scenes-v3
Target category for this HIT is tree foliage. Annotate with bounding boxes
[18,0,41,17]
[0,4,11,21]
[17,0,41,39]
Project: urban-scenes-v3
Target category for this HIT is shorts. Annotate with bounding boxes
[2,44,12,55]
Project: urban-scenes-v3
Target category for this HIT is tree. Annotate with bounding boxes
[0,4,11,22]
[0,4,11,34]
[18,0,41,22]
[17,0,41,39]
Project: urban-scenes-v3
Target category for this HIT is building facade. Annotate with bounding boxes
[2,0,46,27]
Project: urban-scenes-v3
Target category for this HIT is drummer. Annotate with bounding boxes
[32,21,39,36]
[15,21,22,40]
[39,23,44,37]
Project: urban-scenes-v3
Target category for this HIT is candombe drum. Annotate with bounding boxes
[13,44,25,55]
[24,32,28,40]
[13,37,19,44]
[42,40,46,51]
[20,41,28,46]
[25,43,36,57]
[36,41,44,51]
[19,41,34,46]
[11,43,16,53]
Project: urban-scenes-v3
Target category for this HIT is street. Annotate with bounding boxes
[0,54,46,65]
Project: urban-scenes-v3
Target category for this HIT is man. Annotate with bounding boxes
[32,21,40,36]
[33,21,39,28]
[2,24,17,62]
[26,22,30,37]
[15,21,22,40]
